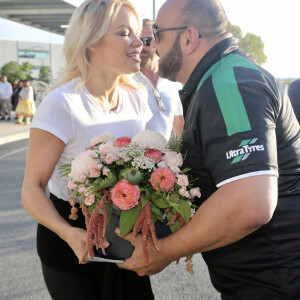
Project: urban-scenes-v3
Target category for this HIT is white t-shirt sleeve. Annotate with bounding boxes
[30,91,73,144]
[175,99,183,116]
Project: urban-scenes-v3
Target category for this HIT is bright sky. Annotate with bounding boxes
[0,0,299,79]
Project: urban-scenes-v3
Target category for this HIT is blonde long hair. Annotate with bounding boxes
[54,0,141,90]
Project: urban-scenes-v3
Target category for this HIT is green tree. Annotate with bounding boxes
[0,61,35,82]
[228,22,267,65]
[20,62,34,80]
[0,61,23,82]
[38,66,51,84]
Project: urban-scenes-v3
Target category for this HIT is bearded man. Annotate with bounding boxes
[118,0,300,299]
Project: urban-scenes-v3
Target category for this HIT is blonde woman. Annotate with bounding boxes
[21,1,154,299]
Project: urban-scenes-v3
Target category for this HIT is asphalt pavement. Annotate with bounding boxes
[0,118,220,300]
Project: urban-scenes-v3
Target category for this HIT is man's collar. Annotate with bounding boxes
[179,37,238,100]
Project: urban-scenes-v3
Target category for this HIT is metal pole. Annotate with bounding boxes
[153,0,155,20]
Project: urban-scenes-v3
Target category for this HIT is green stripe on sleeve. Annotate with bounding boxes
[194,53,260,136]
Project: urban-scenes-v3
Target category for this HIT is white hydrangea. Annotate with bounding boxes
[118,143,145,162]
[132,130,168,151]
[131,156,155,171]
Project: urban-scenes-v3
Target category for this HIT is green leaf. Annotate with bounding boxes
[178,200,191,224]
[141,194,150,208]
[151,194,169,209]
[119,168,130,181]
[88,201,97,215]
[119,206,141,236]
[169,219,180,233]
[94,172,118,190]
[105,203,112,223]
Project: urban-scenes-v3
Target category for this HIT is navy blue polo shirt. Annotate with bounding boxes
[180,37,300,299]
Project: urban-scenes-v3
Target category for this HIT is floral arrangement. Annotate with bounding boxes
[60,130,200,274]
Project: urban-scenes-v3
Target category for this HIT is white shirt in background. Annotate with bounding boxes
[0,82,13,99]
[132,72,183,140]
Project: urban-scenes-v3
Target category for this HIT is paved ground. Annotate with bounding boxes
[0,119,220,300]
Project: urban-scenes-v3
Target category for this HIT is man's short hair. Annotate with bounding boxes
[180,0,228,39]
[143,19,154,27]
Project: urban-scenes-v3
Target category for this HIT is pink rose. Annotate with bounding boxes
[89,169,100,178]
[163,151,183,168]
[102,167,110,176]
[177,174,189,187]
[190,187,201,198]
[110,179,140,210]
[105,153,114,164]
[84,192,95,206]
[179,187,190,198]
[78,186,86,194]
[67,180,77,191]
[149,167,176,192]
[90,133,115,146]
[145,148,162,164]
[113,137,132,147]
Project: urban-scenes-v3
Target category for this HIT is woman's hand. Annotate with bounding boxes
[65,226,89,264]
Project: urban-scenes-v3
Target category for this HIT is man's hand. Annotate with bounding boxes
[115,228,172,276]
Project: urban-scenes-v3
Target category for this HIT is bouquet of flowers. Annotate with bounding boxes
[60,130,200,274]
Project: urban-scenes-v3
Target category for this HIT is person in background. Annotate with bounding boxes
[132,19,184,140]
[0,75,13,121]
[11,79,19,112]
[117,0,300,299]
[21,0,154,299]
[288,78,300,123]
[15,79,36,125]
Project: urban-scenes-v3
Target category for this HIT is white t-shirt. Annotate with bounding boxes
[132,72,183,140]
[31,77,152,201]
[0,82,13,99]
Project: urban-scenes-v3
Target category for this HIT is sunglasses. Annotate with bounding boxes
[140,37,153,46]
[152,88,166,111]
[152,24,202,42]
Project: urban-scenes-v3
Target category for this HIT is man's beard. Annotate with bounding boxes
[158,34,183,82]
[140,50,157,68]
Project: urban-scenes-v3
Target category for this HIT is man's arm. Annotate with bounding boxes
[117,175,278,276]
[172,115,184,138]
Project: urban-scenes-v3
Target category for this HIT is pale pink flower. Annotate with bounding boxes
[90,133,115,146]
[179,187,190,198]
[145,148,162,164]
[190,187,201,198]
[149,167,176,192]
[110,179,140,210]
[177,174,189,187]
[102,167,110,176]
[67,180,77,191]
[78,186,86,194]
[89,169,100,178]
[70,150,96,182]
[157,161,167,168]
[84,191,95,206]
[113,136,132,147]
[163,151,183,168]
[105,153,114,164]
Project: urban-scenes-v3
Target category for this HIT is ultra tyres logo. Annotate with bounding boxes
[226,138,265,164]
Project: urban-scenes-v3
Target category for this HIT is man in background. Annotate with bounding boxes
[288,78,300,123]
[0,75,13,121]
[133,19,184,140]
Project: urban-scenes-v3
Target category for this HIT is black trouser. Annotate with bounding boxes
[38,194,154,300]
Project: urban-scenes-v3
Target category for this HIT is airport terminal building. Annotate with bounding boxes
[0,39,64,81]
